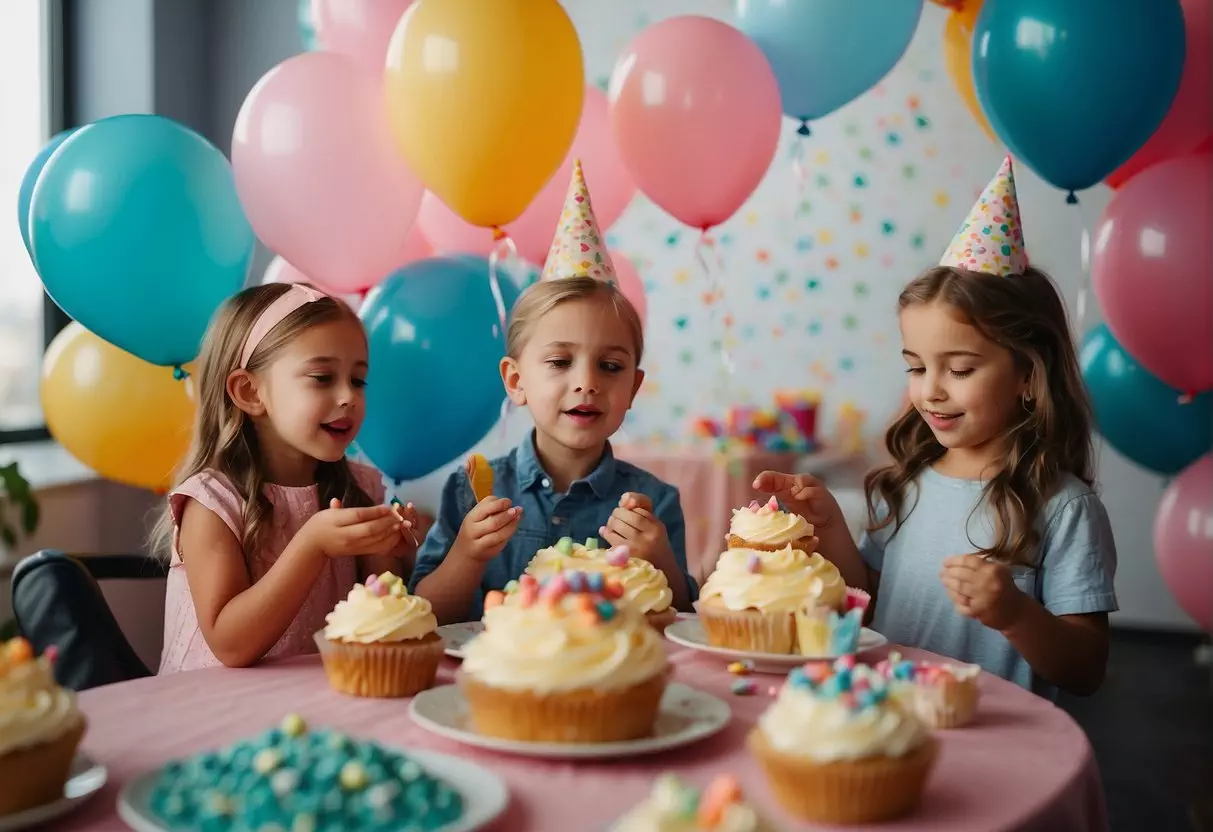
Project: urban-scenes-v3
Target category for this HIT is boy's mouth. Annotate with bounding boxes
[563,404,603,426]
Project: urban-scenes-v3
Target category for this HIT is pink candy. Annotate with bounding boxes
[605,546,630,567]
[835,654,856,670]
[746,554,763,574]
[541,574,569,603]
[364,576,388,598]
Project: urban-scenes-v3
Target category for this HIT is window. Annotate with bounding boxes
[0,0,63,441]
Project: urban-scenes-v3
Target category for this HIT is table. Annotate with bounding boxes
[60,643,1107,831]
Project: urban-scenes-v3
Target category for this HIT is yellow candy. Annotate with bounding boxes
[727,661,751,676]
[339,761,368,791]
[7,639,32,664]
[465,454,494,503]
[281,714,308,737]
[253,748,282,774]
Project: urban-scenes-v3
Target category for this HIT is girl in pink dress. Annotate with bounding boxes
[151,283,421,673]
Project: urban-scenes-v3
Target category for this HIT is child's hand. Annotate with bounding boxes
[302,500,403,558]
[940,554,1028,632]
[752,471,847,536]
[454,497,522,563]
[599,493,671,563]
[389,499,422,555]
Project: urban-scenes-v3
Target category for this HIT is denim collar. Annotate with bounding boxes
[515,431,618,499]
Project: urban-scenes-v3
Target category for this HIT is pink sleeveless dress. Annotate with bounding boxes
[159,462,386,674]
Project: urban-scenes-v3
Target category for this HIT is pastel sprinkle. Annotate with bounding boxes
[564,571,587,592]
[484,590,505,610]
[503,580,520,594]
[746,554,763,574]
[586,572,605,593]
[555,537,574,554]
[584,537,599,550]
[280,714,307,737]
[727,661,753,676]
[605,546,630,567]
[731,679,757,696]
[339,761,368,791]
[603,579,625,600]
[595,600,616,621]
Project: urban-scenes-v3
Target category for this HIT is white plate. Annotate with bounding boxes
[437,621,484,659]
[410,683,730,759]
[117,748,507,832]
[0,753,107,831]
[664,617,888,673]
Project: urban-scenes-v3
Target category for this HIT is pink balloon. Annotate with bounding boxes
[613,252,647,330]
[310,0,415,75]
[1153,454,1213,630]
[608,16,782,230]
[1091,152,1213,393]
[232,52,423,293]
[1105,0,1210,189]
[417,87,635,264]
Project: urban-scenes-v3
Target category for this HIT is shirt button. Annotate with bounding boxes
[552,517,563,525]
[541,478,551,488]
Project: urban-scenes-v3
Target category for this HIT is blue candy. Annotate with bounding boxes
[595,600,616,621]
[586,572,605,592]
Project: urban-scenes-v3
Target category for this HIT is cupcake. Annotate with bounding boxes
[314,572,444,698]
[525,537,678,631]
[147,714,465,831]
[0,638,87,817]
[879,652,982,729]
[612,773,774,832]
[459,572,670,743]
[695,545,846,654]
[795,587,872,658]
[726,496,815,553]
[748,656,937,824]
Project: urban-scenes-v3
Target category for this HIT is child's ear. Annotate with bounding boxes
[226,369,266,417]
[628,368,646,406]
[499,357,526,406]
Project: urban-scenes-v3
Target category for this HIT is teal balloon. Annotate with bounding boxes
[735,0,923,125]
[1081,324,1212,475]
[29,115,255,367]
[358,257,521,482]
[17,128,77,256]
[298,0,319,51]
[973,0,1185,194]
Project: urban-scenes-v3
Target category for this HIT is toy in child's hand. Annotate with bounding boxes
[390,497,418,546]
[465,453,494,503]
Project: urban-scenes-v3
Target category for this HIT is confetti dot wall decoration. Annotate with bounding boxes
[561,0,1109,446]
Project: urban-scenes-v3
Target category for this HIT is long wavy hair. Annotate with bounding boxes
[865,265,1095,565]
[150,283,373,561]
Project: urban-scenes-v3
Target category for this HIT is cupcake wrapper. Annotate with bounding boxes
[0,717,86,816]
[749,729,938,824]
[644,607,679,633]
[725,534,816,554]
[458,667,670,743]
[914,676,981,729]
[695,601,797,654]
[314,631,444,698]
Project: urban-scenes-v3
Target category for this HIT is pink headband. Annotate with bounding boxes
[240,284,328,368]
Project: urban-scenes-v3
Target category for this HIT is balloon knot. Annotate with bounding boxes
[1065,191,1079,205]
[1179,391,1195,405]
[491,227,508,242]
[172,365,189,381]
[797,121,811,137]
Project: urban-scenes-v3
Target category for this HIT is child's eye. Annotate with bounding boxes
[309,374,334,384]
[545,358,571,369]
[904,367,925,375]
[352,378,367,389]
[950,369,974,379]
[600,361,624,373]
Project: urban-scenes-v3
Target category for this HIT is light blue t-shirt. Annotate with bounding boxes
[860,468,1118,696]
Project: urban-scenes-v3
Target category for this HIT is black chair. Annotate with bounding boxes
[11,549,167,691]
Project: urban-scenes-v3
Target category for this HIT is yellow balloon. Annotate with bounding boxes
[942,0,998,143]
[42,323,195,493]
[383,0,584,228]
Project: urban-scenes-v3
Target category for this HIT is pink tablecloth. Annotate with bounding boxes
[60,644,1106,831]
[614,447,802,583]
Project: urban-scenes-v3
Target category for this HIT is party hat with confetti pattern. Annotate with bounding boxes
[540,159,617,283]
[939,155,1028,276]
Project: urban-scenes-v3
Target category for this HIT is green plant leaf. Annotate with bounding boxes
[20,498,38,535]
[0,524,16,549]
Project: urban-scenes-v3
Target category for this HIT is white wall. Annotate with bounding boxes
[176,0,1197,631]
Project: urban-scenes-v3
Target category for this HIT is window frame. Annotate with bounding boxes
[1,0,69,445]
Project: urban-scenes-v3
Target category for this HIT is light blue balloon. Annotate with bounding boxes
[1081,325,1212,475]
[17,128,78,256]
[358,257,521,482]
[973,0,1185,194]
[735,0,923,126]
[29,114,255,367]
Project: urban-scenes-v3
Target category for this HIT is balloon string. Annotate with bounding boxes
[791,134,811,204]
[695,230,734,407]
[488,228,518,444]
[1068,195,1093,334]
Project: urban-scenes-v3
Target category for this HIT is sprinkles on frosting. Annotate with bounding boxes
[641,773,748,830]
[875,651,979,686]
[363,571,408,599]
[485,571,625,626]
[786,655,893,712]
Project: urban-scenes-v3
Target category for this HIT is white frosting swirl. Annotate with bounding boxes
[462,595,668,693]
[729,501,814,546]
[324,578,437,644]
[525,544,674,614]
[700,546,845,612]
[0,653,83,756]
[612,774,773,832]
[758,678,928,763]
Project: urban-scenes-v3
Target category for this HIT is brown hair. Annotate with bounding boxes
[864,265,1095,566]
[150,283,373,560]
[505,276,645,362]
